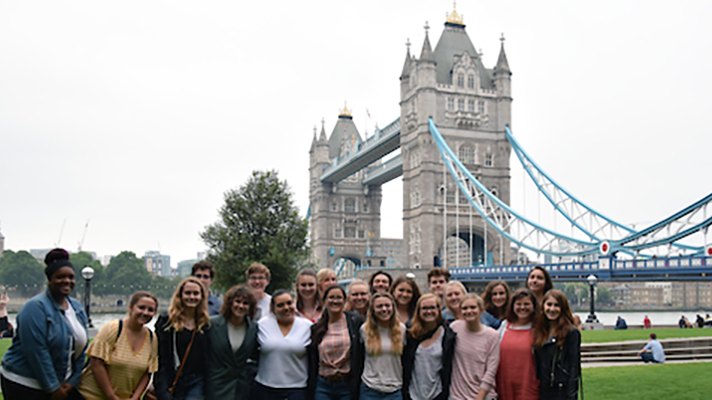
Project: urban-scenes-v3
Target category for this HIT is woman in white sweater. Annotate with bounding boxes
[255,289,312,400]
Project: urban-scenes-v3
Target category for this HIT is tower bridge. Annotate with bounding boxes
[308,6,712,281]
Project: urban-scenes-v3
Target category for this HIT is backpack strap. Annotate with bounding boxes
[116,318,123,344]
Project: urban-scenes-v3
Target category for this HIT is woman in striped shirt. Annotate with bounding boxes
[78,291,159,400]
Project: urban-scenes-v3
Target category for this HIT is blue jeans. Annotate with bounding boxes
[359,383,401,400]
[315,376,351,400]
[180,374,205,400]
[641,352,661,363]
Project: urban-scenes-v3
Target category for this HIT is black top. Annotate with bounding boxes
[155,313,211,400]
[534,327,581,400]
[402,323,457,400]
[307,311,364,400]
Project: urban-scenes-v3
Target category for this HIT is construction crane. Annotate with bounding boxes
[77,220,89,252]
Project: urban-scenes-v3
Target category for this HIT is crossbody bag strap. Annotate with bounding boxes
[169,328,198,395]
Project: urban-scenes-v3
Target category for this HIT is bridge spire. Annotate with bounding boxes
[401,38,412,79]
[446,1,465,27]
[495,33,511,74]
[420,21,435,62]
[319,117,327,140]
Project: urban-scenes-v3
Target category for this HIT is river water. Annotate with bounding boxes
[7,310,710,332]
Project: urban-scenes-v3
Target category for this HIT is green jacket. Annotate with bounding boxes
[206,314,258,400]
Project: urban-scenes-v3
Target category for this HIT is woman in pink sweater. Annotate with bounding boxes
[448,293,499,400]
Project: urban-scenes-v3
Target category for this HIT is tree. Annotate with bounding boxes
[70,251,105,297]
[104,251,151,295]
[0,250,45,296]
[596,286,612,307]
[201,170,310,292]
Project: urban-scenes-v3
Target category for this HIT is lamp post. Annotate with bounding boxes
[585,274,599,324]
[81,266,95,328]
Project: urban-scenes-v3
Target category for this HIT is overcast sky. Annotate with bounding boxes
[1,1,711,266]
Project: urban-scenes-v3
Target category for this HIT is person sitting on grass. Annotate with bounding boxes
[639,333,665,364]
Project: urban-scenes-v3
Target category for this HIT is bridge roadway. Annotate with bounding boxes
[320,118,402,184]
[449,255,712,282]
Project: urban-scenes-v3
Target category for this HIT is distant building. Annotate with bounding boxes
[672,281,712,309]
[379,239,405,269]
[144,251,171,277]
[446,236,472,268]
[29,248,53,264]
[177,259,198,278]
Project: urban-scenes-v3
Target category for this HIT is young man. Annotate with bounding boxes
[192,260,222,316]
[639,333,665,363]
[246,262,271,320]
[368,270,392,294]
[427,267,451,299]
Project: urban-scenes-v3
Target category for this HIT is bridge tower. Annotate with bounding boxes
[400,9,512,269]
[309,108,383,271]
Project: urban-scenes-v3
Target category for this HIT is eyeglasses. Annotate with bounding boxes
[248,276,268,281]
[194,274,211,280]
[327,296,344,301]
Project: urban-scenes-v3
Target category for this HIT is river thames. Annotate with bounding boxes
[7,310,711,332]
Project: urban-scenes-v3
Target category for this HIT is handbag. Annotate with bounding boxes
[168,327,198,396]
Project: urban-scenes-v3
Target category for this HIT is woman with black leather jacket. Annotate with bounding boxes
[532,290,581,400]
[402,294,456,400]
[307,285,364,400]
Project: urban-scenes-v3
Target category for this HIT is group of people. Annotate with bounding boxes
[1,248,582,400]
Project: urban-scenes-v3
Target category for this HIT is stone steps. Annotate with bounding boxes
[581,337,712,364]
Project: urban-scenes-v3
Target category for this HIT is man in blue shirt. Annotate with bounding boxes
[192,260,223,316]
[639,333,665,363]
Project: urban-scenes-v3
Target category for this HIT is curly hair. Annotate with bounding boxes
[220,285,257,321]
[482,280,511,320]
[364,292,402,356]
[167,277,210,333]
[533,290,575,348]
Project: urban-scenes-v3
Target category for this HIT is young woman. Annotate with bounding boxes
[317,268,338,299]
[442,281,467,324]
[449,294,499,400]
[390,276,421,325]
[533,290,581,400]
[359,292,406,400]
[402,295,456,400]
[307,285,364,400]
[296,269,323,322]
[345,279,370,318]
[1,248,88,400]
[255,290,312,400]
[496,289,539,400]
[481,280,511,329]
[79,291,159,400]
[155,277,211,400]
[526,266,553,304]
[207,285,258,400]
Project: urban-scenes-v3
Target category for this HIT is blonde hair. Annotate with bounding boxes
[444,280,467,314]
[167,277,210,333]
[460,292,484,312]
[345,279,370,312]
[408,294,443,339]
[364,292,403,356]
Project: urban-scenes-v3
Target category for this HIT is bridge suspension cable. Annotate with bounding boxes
[429,118,600,257]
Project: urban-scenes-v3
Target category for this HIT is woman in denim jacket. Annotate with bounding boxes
[1,248,88,400]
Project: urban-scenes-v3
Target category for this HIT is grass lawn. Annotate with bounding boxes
[583,362,712,399]
[581,327,712,343]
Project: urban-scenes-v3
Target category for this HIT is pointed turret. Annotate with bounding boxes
[319,118,327,141]
[420,25,435,63]
[310,125,317,153]
[400,40,412,79]
[494,34,511,75]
